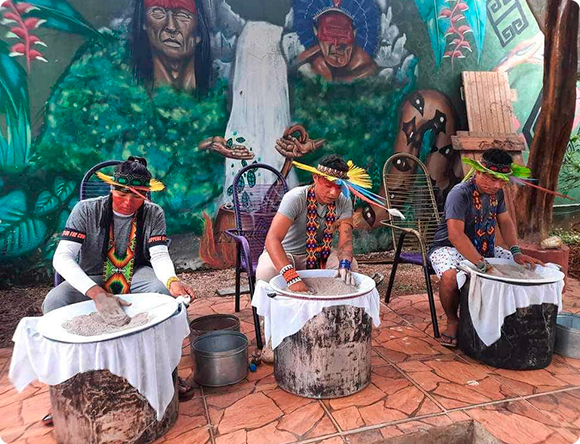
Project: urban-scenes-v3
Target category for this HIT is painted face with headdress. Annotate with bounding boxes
[315,10,356,67]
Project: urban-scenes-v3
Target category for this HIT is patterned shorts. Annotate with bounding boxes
[429,246,513,279]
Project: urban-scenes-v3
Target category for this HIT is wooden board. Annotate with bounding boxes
[462,71,517,134]
[451,135,527,152]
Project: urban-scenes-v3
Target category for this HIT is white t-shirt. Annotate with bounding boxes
[277,185,353,255]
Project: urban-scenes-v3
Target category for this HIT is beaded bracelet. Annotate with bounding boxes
[280,264,294,275]
[282,268,300,284]
[476,260,488,272]
[166,276,180,290]
[339,259,352,270]
[510,245,522,256]
[286,276,302,286]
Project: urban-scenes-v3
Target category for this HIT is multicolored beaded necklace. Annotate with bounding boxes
[103,216,138,294]
[468,176,498,258]
[305,185,336,269]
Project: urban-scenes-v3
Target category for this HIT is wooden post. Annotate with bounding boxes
[515,0,579,242]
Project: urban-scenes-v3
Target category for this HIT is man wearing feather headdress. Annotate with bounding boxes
[428,148,542,347]
[43,157,195,327]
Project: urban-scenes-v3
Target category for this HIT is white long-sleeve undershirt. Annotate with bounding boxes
[53,241,177,295]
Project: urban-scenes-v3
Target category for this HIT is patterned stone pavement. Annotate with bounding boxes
[2,278,580,443]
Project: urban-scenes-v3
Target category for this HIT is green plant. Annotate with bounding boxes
[550,228,580,246]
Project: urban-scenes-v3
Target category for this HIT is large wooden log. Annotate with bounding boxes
[49,369,179,444]
[515,0,579,242]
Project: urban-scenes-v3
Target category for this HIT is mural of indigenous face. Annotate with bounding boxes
[315,11,355,68]
[145,0,200,61]
[131,0,211,91]
[294,0,380,82]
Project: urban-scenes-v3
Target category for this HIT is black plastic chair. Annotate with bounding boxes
[380,153,441,338]
[54,160,122,286]
[225,163,289,350]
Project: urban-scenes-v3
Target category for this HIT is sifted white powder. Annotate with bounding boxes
[486,264,543,280]
[293,277,358,296]
[63,312,149,336]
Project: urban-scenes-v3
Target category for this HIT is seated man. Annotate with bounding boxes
[44,156,195,321]
[429,148,541,347]
[255,155,359,361]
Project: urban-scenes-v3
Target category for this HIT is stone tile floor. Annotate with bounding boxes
[2,279,580,444]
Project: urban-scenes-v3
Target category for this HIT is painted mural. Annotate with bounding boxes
[0,0,575,279]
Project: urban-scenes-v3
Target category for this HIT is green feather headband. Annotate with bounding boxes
[461,157,531,183]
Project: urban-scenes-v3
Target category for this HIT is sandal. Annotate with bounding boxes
[439,333,458,348]
[177,376,195,402]
[41,413,53,427]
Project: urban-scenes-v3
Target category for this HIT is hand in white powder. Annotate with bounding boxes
[335,268,356,286]
[88,286,131,326]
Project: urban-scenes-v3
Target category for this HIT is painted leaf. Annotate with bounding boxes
[34,190,60,215]
[237,175,245,191]
[15,0,104,40]
[241,159,247,167]
[413,0,449,67]
[56,209,70,231]
[241,191,250,208]
[451,14,465,24]
[0,190,26,233]
[0,40,31,166]
[457,25,473,35]
[462,0,486,62]
[226,138,233,148]
[53,176,75,202]
[247,169,256,187]
[0,218,47,258]
[455,2,469,11]
[235,137,245,143]
[227,185,233,196]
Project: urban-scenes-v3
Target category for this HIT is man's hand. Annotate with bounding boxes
[335,268,356,286]
[513,253,544,270]
[169,280,196,299]
[199,136,255,160]
[288,280,311,293]
[87,286,131,327]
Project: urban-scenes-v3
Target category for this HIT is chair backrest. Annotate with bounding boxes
[80,160,123,200]
[382,153,441,251]
[231,163,289,265]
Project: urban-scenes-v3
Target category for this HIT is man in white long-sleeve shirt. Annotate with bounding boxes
[43,156,195,325]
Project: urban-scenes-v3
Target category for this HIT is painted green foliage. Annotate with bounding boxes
[33,32,229,235]
[0,0,103,265]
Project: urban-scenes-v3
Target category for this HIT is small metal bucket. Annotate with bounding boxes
[189,314,240,358]
[555,313,580,359]
[192,331,249,387]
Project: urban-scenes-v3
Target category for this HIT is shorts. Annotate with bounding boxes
[429,246,513,279]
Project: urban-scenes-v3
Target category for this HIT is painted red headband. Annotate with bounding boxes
[144,0,197,14]
[482,159,512,174]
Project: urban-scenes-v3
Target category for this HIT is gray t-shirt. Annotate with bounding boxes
[430,181,507,254]
[61,196,168,275]
[278,185,353,255]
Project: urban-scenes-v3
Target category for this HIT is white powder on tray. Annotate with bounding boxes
[289,277,358,296]
[486,264,543,280]
[63,312,149,336]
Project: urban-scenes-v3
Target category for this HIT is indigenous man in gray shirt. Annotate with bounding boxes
[255,155,359,361]
[43,157,195,325]
[428,148,541,347]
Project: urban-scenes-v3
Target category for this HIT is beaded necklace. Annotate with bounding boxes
[305,185,336,269]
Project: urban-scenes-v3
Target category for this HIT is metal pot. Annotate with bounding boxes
[555,312,580,359]
[192,331,249,387]
[189,314,240,358]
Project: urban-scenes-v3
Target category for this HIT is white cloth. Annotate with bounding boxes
[9,304,189,420]
[458,267,564,347]
[252,280,381,349]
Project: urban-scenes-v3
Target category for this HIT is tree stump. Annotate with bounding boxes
[49,369,179,444]
[274,305,372,399]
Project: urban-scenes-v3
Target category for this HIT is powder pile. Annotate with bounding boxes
[63,312,149,336]
[294,277,358,296]
[487,264,543,280]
